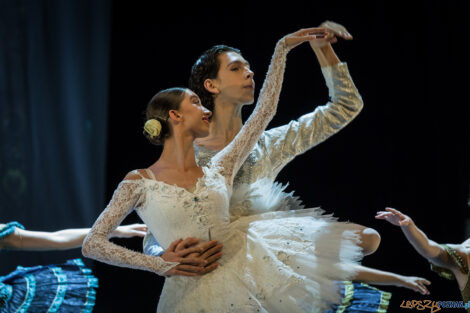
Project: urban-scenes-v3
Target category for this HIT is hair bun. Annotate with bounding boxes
[144,119,162,139]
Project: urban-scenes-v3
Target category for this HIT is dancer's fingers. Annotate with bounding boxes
[176,246,204,257]
[169,270,198,277]
[167,238,183,252]
[297,27,327,36]
[205,252,223,265]
[132,230,147,237]
[198,240,219,254]
[175,237,200,252]
[200,262,219,275]
[375,212,391,219]
[385,207,403,217]
[200,244,223,259]
[179,257,207,266]
[174,264,204,273]
[418,284,429,295]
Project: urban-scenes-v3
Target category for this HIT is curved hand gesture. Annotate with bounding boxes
[375,207,413,227]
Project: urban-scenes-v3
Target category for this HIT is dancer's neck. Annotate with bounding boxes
[196,100,244,150]
[157,131,198,171]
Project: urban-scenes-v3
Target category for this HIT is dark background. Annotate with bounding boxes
[1,0,469,312]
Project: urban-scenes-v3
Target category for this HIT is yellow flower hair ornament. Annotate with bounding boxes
[144,119,162,138]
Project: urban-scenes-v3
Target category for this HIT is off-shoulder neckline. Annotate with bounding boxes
[121,167,209,196]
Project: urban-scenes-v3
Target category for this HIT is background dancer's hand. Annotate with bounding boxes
[111,223,148,238]
[176,239,223,275]
[375,207,413,227]
[395,275,431,295]
[162,238,208,276]
[284,27,328,50]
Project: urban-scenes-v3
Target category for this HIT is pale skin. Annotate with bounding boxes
[376,207,470,291]
[167,21,380,276]
[0,223,147,251]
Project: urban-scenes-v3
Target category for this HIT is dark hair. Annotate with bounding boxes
[188,45,241,111]
[144,87,186,145]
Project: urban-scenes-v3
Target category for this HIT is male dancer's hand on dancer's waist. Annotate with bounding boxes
[172,237,223,275]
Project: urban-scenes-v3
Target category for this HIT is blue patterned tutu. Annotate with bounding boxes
[1,222,98,313]
[326,281,391,313]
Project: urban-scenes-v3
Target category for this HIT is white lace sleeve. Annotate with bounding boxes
[82,179,178,276]
[211,38,289,185]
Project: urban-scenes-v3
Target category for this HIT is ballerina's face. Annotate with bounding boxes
[177,89,212,138]
[214,52,255,106]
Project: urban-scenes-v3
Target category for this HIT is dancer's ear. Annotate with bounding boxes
[204,78,220,95]
[168,109,183,122]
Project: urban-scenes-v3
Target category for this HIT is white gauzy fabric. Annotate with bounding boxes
[84,38,363,313]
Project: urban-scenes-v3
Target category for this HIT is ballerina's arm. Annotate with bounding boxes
[212,29,329,184]
[82,172,205,276]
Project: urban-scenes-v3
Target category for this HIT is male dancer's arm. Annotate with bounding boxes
[264,22,363,177]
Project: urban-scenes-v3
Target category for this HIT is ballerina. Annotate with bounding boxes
[83,29,429,313]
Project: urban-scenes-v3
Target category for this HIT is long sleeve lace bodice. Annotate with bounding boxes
[82,178,178,276]
[211,38,289,186]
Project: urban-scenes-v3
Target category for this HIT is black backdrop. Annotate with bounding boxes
[2,0,469,312]
[101,1,469,312]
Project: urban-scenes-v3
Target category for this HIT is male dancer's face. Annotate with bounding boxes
[213,51,255,106]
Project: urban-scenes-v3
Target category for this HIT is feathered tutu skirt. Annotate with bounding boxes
[158,180,390,313]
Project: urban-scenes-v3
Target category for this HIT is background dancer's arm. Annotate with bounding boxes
[376,207,453,268]
[351,264,431,295]
[82,173,206,276]
[0,223,147,251]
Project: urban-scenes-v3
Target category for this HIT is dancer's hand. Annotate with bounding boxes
[162,238,208,276]
[375,207,413,227]
[395,275,431,295]
[111,224,148,238]
[284,27,328,50]
[309,21,352,49]
[321,21,353,41]
[177,239,223,275]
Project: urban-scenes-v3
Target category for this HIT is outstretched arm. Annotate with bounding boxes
[351,264,431,295]
[0,223,147,251]
[212,28,329,184]
[376,208,449,267]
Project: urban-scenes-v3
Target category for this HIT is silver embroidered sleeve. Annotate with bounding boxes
[265,62,364,175]
[82,180,178,276]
